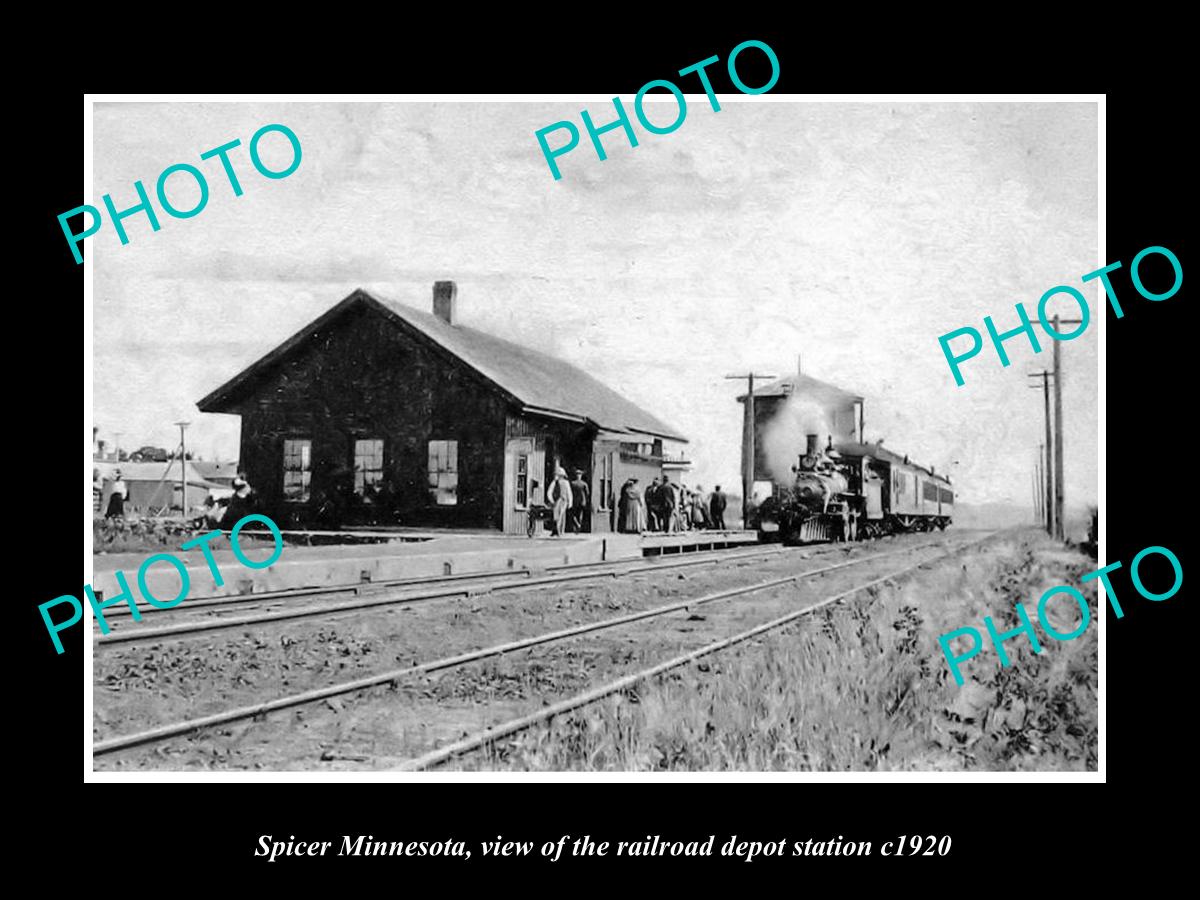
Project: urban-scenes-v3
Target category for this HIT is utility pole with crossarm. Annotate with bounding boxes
[726,372,777,529]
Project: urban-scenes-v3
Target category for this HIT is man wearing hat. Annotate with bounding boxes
[644,477,661,531]
[658,476,678,533]
[546,465,573,537]
[568,468,590,533]
[709,484,728,530]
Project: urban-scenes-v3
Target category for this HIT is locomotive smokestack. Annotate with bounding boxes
[805,433,819,456]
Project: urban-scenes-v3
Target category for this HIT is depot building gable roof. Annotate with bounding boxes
[198,288,687,443]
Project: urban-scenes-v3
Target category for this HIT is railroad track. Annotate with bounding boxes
[92,533,979,760]
[93,541,837,647]
[96,538,783,623]
[399,533,998,771]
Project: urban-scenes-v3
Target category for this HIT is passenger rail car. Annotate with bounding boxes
[752,434,953,544]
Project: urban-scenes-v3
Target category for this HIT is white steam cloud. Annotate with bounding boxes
[760,398,831,484]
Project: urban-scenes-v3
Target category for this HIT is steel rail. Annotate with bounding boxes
[398,532,999,771]
[97,542,788,622]
[93,544,802,646]
[92,538,954,756]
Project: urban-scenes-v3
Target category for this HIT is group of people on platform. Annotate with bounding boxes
[526,468,728,538]
[615,477,727,534]
[526,466,591,538]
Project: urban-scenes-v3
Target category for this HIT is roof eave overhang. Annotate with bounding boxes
[520,405,589,424]
[521,409,687,444]
[618,426,689,444]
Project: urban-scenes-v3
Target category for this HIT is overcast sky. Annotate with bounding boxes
[92,100,1098,507]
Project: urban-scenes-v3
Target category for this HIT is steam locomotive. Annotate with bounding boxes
[751,434,953,544]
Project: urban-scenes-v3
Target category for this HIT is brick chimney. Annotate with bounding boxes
[433,280,457,325]
[797,353,803,377]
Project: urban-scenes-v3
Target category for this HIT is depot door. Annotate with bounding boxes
[503,437,541,534]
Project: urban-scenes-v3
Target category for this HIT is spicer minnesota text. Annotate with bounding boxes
[257,835,472,862]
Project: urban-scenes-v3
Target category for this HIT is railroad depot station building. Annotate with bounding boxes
[198,283,688,535]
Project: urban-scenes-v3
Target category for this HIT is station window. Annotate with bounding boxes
[354,439,384,499]
[283,438,311,502]
[515,453,529,508]
[428,439,458,506]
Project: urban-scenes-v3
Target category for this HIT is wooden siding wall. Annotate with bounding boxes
[231,304,509,530]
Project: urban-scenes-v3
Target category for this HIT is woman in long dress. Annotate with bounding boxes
[628,480,648,535]
[617,479,631,533]
[622,478,645,533]
[104,471,128,518]
[615,480,628,532]
[224,476,256,525]
[691,487,709,529]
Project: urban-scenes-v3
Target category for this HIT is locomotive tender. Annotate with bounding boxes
[751,433,953,544]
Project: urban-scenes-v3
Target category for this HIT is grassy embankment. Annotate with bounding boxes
[463,530,1098,771]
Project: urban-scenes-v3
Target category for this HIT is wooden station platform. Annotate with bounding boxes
[639,529,760,554]
[92,528,762,603]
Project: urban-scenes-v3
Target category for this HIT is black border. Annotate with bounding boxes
[22,28,1186,881]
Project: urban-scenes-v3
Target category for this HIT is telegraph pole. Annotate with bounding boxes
[1031,468,1038,524]
[726,372,776,528]
[1039,443,1047,527]
[1028,371,1054,536]
[174,421,190,518]
[1032,446,1041,525]
[1052,314,1082,541]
